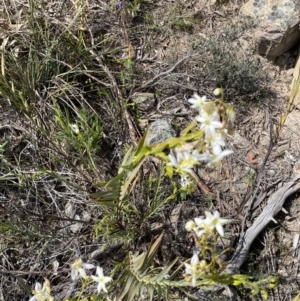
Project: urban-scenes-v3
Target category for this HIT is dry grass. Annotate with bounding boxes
[0,0,293,300]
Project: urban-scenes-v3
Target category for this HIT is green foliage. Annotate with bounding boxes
[53,104,103,174]
[117,234,182,301]
[171,17,194,32]
[90,119,204,245]
[91,135,176,246]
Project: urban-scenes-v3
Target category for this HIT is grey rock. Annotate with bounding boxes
[240,0,300,59]
[146,119,176,146]
[267,169,276,176]
[132,92,156,112]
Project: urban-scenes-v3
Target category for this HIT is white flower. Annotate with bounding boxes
[192,217,207,237]
[211,145,233,163]
[70,123,79,134]
[29,279,53,301]
[188,94,207,110]
[184,253,199,287]
[197,145,233,166]
[71,258,95,280]
[168,149,200,174]
[203,211,229,237]
[91,266,112,293]
[208,132,226,148]
[186,217,206,237]
[185,220,196,231]
[188,211,229,237]
[196,112,223,138]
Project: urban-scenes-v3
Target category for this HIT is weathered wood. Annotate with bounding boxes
[227,175,300,274]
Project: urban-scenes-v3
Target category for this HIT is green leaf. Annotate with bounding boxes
[165,165,174,178]
[153,258,178,282]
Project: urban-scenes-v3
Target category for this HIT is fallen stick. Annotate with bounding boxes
[227,174,300,273]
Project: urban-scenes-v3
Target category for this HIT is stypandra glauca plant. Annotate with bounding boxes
[27,88,277,301]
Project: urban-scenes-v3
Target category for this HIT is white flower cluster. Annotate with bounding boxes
[184,253,207,287]
[167,92,233,177]
[184,211,230,286]
[29,259,112,301]
[185,210,229,237]
[29,279,53,301]
[70,259,112,293]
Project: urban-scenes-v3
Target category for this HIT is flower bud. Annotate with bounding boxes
[213,88,222,96]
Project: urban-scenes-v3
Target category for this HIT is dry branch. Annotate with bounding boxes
[227,174,300,273]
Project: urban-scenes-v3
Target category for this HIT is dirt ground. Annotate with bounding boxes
[1,0,300,300]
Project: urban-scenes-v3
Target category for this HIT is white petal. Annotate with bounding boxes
[213,211,220,218]
[176,151,185,163]
[204,127,217,139]
[217,149,234,160]
[29,296,37,301]
[167,154,178,167]
[82,263,95,270]
[102,283,108,293]
[188,94,206,109]
[210,135,225,148]
[91,275,99,281]
[191,253,199,266]
[204,211,213,219]
[184,263,193,274]
[194,217,205,226]
[34,283,42,291]
[212,144,222,156]
[96,266,104,277]
[104,276,112,284]
[216,223,224,237]
[97,282,105,293]
[210,120,223,128]
[71,269,78,280]
[197,152,213,163]
[185,220,196,231]
[79,268,87,279]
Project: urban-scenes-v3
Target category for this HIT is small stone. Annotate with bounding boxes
[267,169,276,176]
[132,92,156,111]
[146,119,176,146]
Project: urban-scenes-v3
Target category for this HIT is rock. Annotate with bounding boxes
[267,169,276,177]
[146,119,176,146]
[132,92,156,112]
[240,0,300,59]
